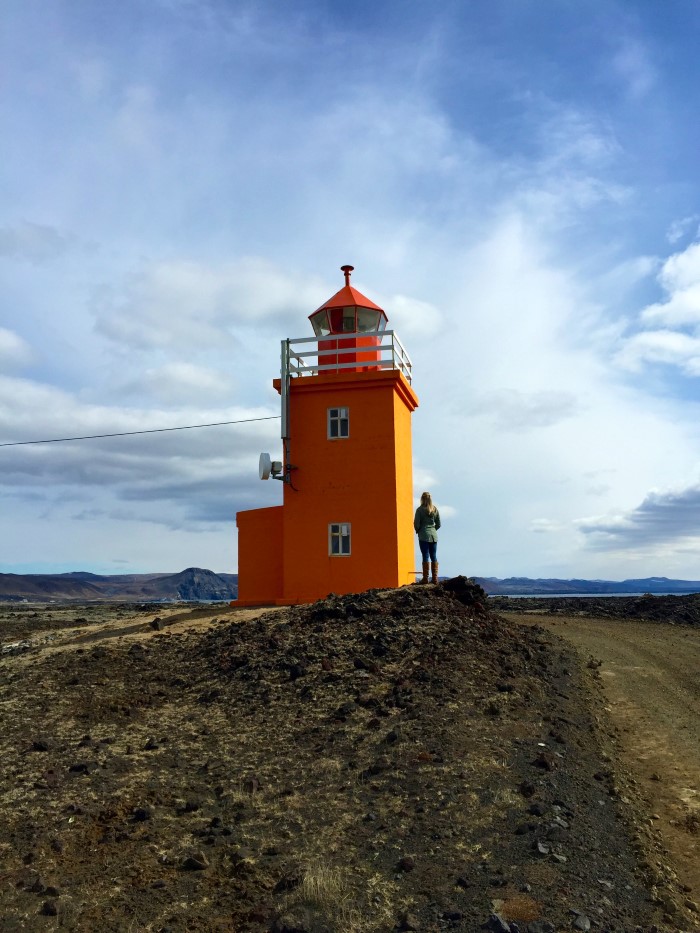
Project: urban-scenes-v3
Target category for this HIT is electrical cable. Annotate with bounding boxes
[0,415,281,448]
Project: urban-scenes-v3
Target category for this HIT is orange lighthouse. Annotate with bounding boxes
[236,266,419,605]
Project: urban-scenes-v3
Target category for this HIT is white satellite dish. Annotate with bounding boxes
[259,452,272,480]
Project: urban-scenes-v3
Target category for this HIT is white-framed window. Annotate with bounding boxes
[329,523,351,556]
[328,406,349,439]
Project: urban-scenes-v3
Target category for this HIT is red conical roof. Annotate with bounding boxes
[311,265,385,315]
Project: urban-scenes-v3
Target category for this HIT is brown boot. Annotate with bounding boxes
[431,561,439,584]
[420,561,429,583]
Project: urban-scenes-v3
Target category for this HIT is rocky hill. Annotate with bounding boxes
[0,579,685,931]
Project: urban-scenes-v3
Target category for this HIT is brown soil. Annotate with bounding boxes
[0,583,696,932]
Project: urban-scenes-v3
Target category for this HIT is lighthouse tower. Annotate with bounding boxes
[236,266,419,605]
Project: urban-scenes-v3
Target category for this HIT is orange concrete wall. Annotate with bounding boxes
[280,370,418,603]
[236,506,283,604]
[393,381,417,586]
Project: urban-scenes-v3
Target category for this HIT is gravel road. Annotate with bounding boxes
[504,611,700,910]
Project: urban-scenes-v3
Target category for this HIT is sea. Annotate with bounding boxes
[490,591,700,598]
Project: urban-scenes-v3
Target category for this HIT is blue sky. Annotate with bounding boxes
[2,0,700,579]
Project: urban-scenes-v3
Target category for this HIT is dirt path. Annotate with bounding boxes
[504,612,700,901]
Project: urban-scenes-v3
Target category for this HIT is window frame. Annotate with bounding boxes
[327,406,349,439]
[328,522,351,556]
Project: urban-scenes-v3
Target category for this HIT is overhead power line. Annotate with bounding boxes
[0,415,281,448]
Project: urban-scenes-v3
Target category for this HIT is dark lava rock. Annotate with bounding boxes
[181,855,208,871]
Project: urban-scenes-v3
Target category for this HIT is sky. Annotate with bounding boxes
[2,0,700,581]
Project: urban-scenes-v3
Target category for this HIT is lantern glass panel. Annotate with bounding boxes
[310,310,331,336]
[356,308,381,332]
[342,307,356,332]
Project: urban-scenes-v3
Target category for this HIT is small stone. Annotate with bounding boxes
[362,756,392,779]
[572,915,591,931]
[398,911,420,931]
[143,737,159,750]
[181,855,208,871]
[482,914,510,932]
[68,762,90,774]
[533,750,558,771]
[335,701,357,719]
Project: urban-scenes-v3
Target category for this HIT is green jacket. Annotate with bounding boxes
[414,505,440,542]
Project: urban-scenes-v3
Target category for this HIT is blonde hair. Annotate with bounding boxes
[420,491,435,514]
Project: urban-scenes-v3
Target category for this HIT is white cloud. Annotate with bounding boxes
[0,328,33,368]
[121,362,234,404]
[466,389,580,432]
[667,215,699,245]
[616,329,700,375]
[383,294,442,338]
[530,518,563,534]
[94,257,328,351]
[617,240,700,376]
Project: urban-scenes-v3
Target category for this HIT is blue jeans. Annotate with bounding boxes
[419,539,437,562]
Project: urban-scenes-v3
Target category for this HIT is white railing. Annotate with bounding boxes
[283,330,412,384]
[279,330,412,440]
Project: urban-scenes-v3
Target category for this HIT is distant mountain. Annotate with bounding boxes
[3,569,698,602]
[0,568,238,602]
[474,576,700,595]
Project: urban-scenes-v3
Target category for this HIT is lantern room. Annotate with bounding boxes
[309,264,387,370]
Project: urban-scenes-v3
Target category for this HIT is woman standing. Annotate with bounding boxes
[414,491,441,583]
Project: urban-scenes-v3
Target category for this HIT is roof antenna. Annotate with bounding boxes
[341,264,354,286]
